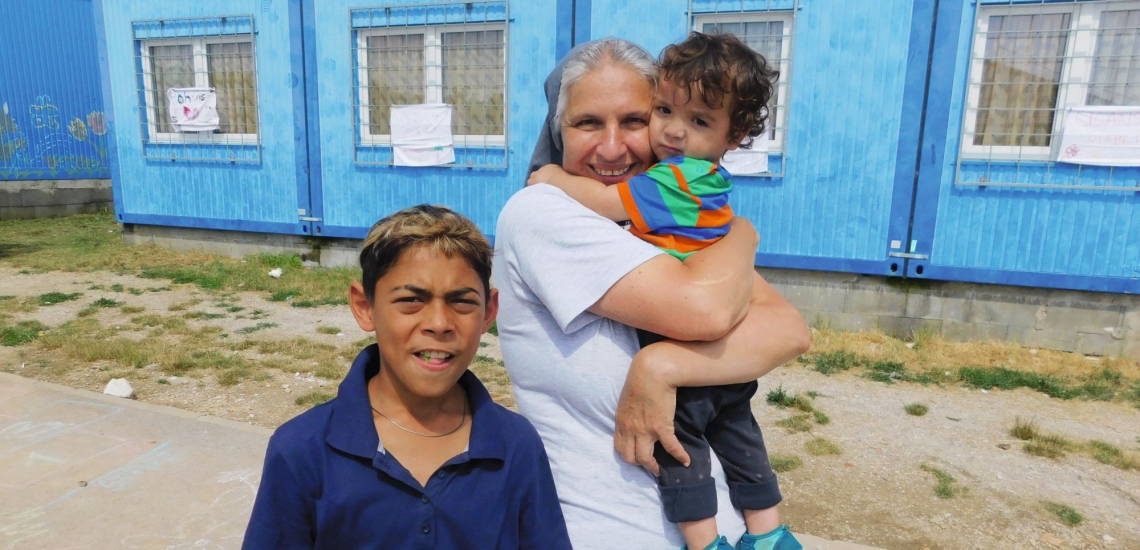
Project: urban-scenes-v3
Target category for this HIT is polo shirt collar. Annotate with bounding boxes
[326,344,506,462]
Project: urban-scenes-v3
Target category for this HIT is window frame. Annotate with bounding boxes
[354,22,507,148]
[692,10,794,153]
[961,1,1140,161]
[139,35,260,145]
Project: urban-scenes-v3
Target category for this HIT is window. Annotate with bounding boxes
[355,24,506,148]
[694,11,794,153]
[140,36,259,144]
[962,1,1140,160]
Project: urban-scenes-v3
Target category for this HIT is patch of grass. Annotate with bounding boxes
[958,366,1080,399]
[78,298,123,317]
[246,309,270,320]
[800,350,863,375]
[905,403,929,416]
[216,367,252,386]
[770,454,802,473]
[804,390,822,398]
[479,341,489,348]
[120,305,146,314]
[170,350,246,374]
[805,438,841,456]
[776,414,813,434]
[0,297,37,314]
[1010,417,1038,441]
[316,326,342,335]
[1041,501,1083,526]
[110,284,124,292]
[268,289,302,302]
[183,311,225,320]
[295,391,335,407]
[1086,440,1138,470]
[38,292,82,306]
[766,386,815,413]
[1025,434,1073,459]
[146,286,172,292]
[910,325,940,351]
[252,372,273,382]
[236,322,278,335]
[127,287,144,296]
[131,314,187,331]
[1,320,49,346]
[812,410,831,425]
[227,306,245,313]
[488,320,498,336]
[292,296,349,308]
[168,299,203,312]
[156,378,169,385]
[87,285,105,291]
[314,360,346,380]
[921,464,958,498]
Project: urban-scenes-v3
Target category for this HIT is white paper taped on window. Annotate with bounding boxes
[166,87,220,132]
[1057,106,1140,167]
[719,134,769,175]
[390,104,456,167]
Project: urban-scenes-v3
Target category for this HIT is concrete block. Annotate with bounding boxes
[1037,305,1122,333]
[19,188,57,207]
[320,245,358,268]
[843,286,907,316]
[0,206,30,220]
[825,311,877,333]
[941,320,1008,343]
[0,189,20,208]
[1076,332,1125,357]
[874,316,942,340]
[965,299,1042,326]
[1125,339,1140,360]
[779,283,848,313]
[1006,325,1078,352]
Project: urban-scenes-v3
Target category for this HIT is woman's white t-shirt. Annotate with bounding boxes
[493,185,746,548]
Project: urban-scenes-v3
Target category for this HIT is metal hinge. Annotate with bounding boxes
[888,252,929,260]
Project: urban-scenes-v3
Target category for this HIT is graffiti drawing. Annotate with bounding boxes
[28,96,60,130]
[68,118,87,141]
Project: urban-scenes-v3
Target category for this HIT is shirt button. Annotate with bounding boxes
[421,495,430,504]
[436,471,445,479]
[421,524,431,534]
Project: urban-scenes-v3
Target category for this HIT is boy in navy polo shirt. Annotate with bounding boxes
[242,205,571,549]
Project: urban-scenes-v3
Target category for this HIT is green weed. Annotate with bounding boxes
[776,414,813,434]
[805,438,841,456]
[905,403,929,416]
[157,378,169,385]
[268,289,302,302]
[813,411,831,425]
[127,287,144,296]
[110,284,124,292]
[1,320,49,346]
[801,350,862,375]
[168,299,202,312]
[236,322,278,335]
[488,321,498,336]
[921,464,958,498]
[120,305,146,314]
[295,391,335,407]
[1010,418,1038,441]
[39,292,81,306]
[958,366,1080,399]
[292,296,349,308]
[1041,501,1083,526]
[770,454,802,473]
[184,311,225,320]
[316,326,341,335]
[78,298,123,317]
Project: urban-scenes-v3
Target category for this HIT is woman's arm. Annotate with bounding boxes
[613,272,811,475]
[587,216,758,342]
[528,164,631,222]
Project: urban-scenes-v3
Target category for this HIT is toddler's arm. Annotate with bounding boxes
[527,164,631,222]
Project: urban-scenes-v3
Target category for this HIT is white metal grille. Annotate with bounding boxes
[956,0,1140,191]
[134,16,261,163]
[691,0,796,178]
[351,2,508,168]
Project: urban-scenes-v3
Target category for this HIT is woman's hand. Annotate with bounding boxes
[527,164,566,186]
[613,343,690,476]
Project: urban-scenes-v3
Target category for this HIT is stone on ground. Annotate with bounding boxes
[103,378,135,399]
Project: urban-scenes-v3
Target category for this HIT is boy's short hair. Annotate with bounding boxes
[359,205,492,302]
[658,31,779,149]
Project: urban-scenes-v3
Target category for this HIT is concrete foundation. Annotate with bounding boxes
[0,179,113,219]
[761,268,1138,358]
[119,223,1140,359]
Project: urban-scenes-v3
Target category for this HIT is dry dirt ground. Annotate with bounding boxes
[2,267,1138,550]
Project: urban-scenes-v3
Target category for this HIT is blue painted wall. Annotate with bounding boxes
[908,0,1140,293]
[309,0,556,239]
[0,0,110,180]
[96,0,310,235]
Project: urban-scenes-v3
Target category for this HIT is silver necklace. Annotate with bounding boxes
[371,405,467,438]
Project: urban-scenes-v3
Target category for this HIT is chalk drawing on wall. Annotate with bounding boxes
[29,96,60,130]
[120,468,260,550]
[0,102,29,165]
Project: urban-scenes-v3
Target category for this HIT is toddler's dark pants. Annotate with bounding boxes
[639,329,783,523]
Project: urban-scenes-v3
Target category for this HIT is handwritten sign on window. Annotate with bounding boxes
[1056,106,1140,167]
[720,134,769,175]
[390,104,455,167]
[166,87,220,132]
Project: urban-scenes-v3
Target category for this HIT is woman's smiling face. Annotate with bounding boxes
[560,63,655,185]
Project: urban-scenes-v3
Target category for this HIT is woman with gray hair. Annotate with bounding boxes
[494,38,809,548]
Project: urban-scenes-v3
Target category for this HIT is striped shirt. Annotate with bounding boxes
[616,156,734,260]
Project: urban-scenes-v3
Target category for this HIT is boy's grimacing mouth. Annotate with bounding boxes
[414,349,456,369]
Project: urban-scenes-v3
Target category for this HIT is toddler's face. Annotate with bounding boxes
[649,79,738,164]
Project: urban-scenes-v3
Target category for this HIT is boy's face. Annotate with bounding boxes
[650,79,739,163]
[349,245,498,400]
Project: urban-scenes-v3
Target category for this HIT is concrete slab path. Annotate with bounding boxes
[0,373,879,550]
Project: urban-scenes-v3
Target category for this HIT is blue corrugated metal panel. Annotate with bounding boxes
[97,0,309,234]
[350,2,506,28]
[691,0,797,13]
[909,0,1140,291]
[132,16,255,39]
[311,0,557,238]
[591,0,918,274]
[0,0,110,180]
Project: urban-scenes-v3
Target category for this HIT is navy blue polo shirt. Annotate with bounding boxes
[242,344,571,549]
